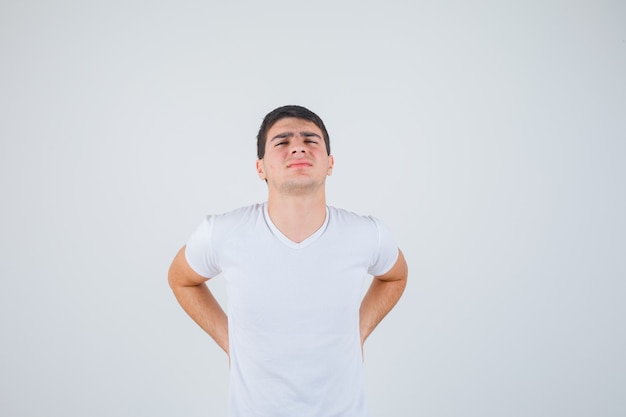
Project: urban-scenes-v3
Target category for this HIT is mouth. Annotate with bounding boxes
[287,161,312,168]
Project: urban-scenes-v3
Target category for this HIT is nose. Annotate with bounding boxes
[290,142,306,154]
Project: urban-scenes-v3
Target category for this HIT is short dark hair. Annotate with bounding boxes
[256,105,330,159]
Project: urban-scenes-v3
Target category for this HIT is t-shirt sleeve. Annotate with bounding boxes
[367,216,399,277]
[184,216,222,278]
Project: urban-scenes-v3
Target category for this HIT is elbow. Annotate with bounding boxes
[167,263,179,290]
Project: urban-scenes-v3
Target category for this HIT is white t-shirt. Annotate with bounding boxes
[185,203,399,417]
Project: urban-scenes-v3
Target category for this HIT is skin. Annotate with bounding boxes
[255,118,334,243]
[168,117,408,356]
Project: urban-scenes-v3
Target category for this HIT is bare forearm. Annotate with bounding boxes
[359,277,406,343]
[172,283,229,353]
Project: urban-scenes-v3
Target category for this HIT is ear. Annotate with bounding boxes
[256,159,266,180]
[327,155,334,176]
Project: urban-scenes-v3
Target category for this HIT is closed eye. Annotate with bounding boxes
[303,132,320,143]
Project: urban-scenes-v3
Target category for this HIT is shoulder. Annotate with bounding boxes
[195,203,265,236]
[327,206,393,245]
[328,206,384,230]
[326,207,398,272]
[212,203,264,221]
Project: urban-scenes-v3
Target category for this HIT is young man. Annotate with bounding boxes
[168,105,408,416]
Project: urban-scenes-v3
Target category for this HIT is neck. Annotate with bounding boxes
[266,190,327,243]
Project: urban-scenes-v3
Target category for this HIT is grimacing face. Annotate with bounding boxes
[256,117,334,194]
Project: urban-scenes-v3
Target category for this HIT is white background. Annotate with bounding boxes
[1,1,624,416]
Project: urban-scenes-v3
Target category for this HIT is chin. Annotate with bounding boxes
[279,180,322,195]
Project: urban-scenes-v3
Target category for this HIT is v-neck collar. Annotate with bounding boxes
[263,202,329,249]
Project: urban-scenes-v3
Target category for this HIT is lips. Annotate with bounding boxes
[287,161,312,168]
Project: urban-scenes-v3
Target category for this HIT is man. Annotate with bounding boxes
[168,105,408,416]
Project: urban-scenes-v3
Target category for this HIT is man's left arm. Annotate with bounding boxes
[359,249,408,346]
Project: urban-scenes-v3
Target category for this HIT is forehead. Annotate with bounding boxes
[267,117,322,135]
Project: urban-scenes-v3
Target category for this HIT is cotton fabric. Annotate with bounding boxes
[185,203,398,417]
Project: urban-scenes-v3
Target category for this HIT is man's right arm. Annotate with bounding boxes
[168,246,229,354]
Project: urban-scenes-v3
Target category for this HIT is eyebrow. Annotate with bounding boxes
[270,131,322,142]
